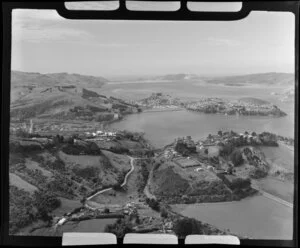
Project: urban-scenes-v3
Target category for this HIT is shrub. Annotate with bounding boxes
[160,206,168,218]
[173,218,204,238]
[15,129,30,138]
[146,198,160,211]
[72,166,99,180]
[104,217,133,238]
[230,150,244,167]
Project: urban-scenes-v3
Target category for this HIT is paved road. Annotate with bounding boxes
[121,157,135,187]
[87,156,135,201]
[86,156,148,210]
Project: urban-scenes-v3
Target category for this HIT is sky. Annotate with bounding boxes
[11,4,295,78]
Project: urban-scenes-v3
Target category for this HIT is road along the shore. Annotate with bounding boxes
[251,185,293,208]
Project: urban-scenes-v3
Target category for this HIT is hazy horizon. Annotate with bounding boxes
[11,69,295,81]
[12,9,294,78]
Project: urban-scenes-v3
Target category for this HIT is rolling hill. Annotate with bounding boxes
[10,71,108,103]
[10,71,138,122]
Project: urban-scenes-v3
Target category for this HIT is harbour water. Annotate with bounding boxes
[172,195,293,239]
[107,81,295,239]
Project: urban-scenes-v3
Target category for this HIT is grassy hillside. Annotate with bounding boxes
[11,71,108,88]
[9,173,38,193]
[148,160,235,204]
[10,71,139,122]
[8,137,132,234]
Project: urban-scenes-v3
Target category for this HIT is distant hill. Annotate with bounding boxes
[271,86,295,102]
[206,72,294,86]
[134,72,294,86]
[11,71,108,88]
[10,71,138,121]
[11,71,109,103]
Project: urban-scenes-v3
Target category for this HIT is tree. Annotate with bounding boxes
[104,218,133,238]
[231,150,244,167]
[80,197,86,204]
[221,143,233,156]
[103,207,110,214]
[89,142,100,154]
[65,137,74,144]
[251,132,257,136]
[218,130,223,136]
[173,218,203,237]
[160,206,168,218]
[53,135,60,145]
[15,129,30,138]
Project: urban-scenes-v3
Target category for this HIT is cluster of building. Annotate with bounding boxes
[123,202,138,216]
[139,92,182,108]
[163,147,179,159]
[175,136,196,150]
[85,130,117,138]
[152,105,179,109]
[202,131,263,147]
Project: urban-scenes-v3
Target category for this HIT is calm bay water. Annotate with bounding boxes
[107,81,294,239]
[111,110,294,148]
[172,195,293,239]
[105,81,294,147]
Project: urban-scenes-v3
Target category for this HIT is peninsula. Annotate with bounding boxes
[137,93,287,117]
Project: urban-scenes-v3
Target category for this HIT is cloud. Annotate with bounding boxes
[12,9,93,43]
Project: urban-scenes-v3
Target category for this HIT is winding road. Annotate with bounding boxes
[86,156,136,201]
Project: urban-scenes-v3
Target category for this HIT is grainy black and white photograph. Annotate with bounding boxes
[9,3,295,240]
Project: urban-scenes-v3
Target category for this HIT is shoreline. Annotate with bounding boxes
[278,141,294,152]
[142,107,184,113]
